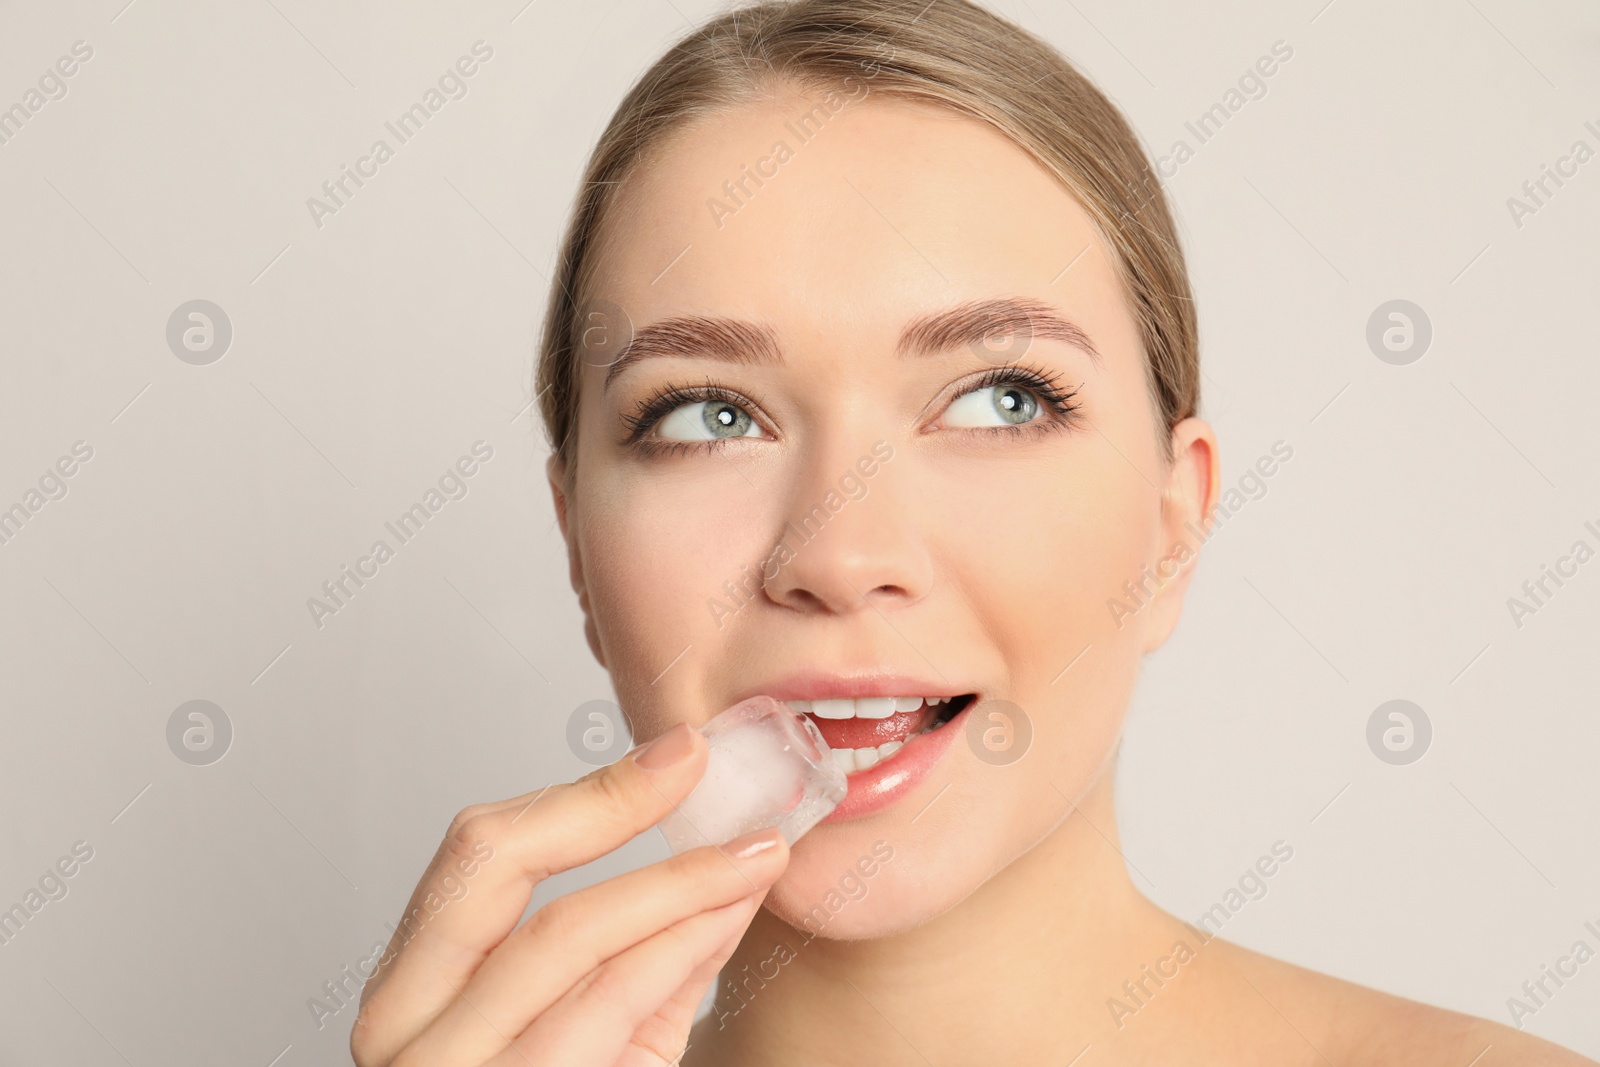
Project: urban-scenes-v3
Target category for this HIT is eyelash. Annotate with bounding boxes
[619,379,760,456]
[620,363,1083,457]
[960,364,1083,432]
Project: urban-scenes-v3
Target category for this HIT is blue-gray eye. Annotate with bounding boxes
[943,383,1041,427]
[658,399,759,440]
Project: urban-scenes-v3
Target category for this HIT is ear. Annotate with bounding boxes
[1140,417,1219,654]
[546,453,607,669]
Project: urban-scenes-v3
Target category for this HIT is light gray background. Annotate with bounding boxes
[2,0,1596,1062]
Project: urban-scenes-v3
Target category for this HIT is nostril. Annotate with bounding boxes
[772,587,827,612]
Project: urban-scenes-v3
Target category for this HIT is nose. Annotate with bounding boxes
[760,444,933,616]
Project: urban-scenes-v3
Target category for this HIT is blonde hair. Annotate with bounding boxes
[537,0,1198,477]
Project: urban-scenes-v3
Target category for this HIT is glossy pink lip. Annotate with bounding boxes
[821,697,974,822]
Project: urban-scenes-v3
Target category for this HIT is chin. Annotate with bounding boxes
[760,840,972,941]
[754,728,1120,944]
[754,775,1027,942]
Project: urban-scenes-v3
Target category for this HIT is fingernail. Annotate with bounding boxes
[723,827,782,859]
[634,721,695,770]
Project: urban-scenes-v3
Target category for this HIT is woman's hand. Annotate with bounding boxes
[350,721,789,1066]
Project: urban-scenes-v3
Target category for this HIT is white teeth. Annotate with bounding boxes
[830,739,911,775]
[855,697,896,719]
[786,696,945,720]
[778,694,971,774]
[811,699,855,720]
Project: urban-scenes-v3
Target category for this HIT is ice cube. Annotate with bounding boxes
[656,695,847,854]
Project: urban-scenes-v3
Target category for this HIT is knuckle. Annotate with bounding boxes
[349,978,417,1067]
[575,957,638,1015]
[521,895,582,949]
[348,974,403,1055]
[444,802,494,841]
[443,807,499,866]
[347,1000,383,1065]
[661,845,720,886]
[586,762,642,821]
[670,843,721,874]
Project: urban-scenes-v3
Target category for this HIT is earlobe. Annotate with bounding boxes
[1141,418,1220,652]
[1165,418,1220,535]
[546,454,571,538]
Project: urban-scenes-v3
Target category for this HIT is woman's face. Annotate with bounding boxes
[552,85,1214,935]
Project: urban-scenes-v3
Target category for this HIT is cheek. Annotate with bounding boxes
[581,498,708,634]
[575,467,771,698]
[935,449,1158,667]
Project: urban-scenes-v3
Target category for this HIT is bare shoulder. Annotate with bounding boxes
[1212,939,1597,1066]
[1333,988,1597,1066]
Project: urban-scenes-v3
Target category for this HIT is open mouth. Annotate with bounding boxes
[786,694,977,775]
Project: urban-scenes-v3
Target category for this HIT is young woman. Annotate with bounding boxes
[350,1,1594,1063]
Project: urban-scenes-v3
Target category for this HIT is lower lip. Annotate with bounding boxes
[820,701,973,822]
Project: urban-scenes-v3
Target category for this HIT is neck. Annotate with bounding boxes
[691,771,1199,1064]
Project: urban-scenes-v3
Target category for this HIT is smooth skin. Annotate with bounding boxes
[354,85,1595,1065]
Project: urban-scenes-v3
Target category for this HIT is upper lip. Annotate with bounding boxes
[741,670,973,703]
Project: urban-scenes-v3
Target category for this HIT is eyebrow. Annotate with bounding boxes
[599,296,1101,391]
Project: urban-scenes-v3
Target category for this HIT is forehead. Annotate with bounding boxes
[588,85,1134,362]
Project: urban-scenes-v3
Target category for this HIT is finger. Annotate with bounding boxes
[353,722,708,1064]
[398,831,787,1066]
[618,890,768,1067]
[493,893,766,1067]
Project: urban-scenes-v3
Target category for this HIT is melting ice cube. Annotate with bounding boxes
[656,695,847,854]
